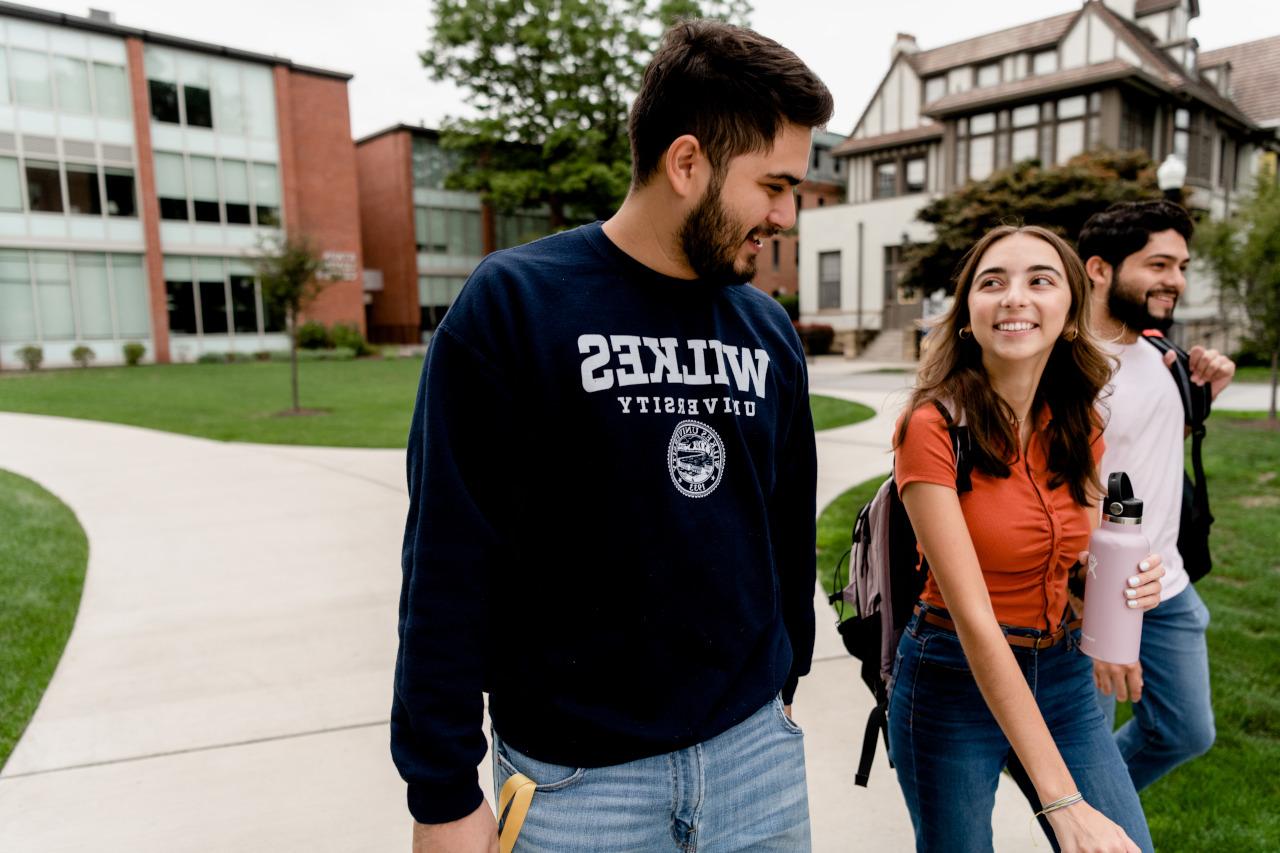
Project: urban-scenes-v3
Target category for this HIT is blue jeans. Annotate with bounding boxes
[887,607,1153,853]
[1097,584,1215,791]
[491,695,810,852]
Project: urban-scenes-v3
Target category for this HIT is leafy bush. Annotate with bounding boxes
[197,352,226,364]
[122,342,146,366]
[16,345,43,370]
[794,323,835,356]
[329,322,374,357]
[296,320,331,350]
[776,293,800,322]
[253,350,272,361]
[71,345,95,368]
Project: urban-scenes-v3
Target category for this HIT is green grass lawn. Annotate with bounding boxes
[0,470,88,771]
[0,360,873,446]
[1234,365,1275,384]
[814,412,1279,849]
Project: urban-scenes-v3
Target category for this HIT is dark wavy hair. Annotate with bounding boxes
[895,225,1113,506]
[1077,200,1194,272]
[628,20,834,187]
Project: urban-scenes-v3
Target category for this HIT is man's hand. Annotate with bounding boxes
[413,801,498,853]
[1094,659,1144,703]
[784,704,793,719]
[1166,346,1235,401]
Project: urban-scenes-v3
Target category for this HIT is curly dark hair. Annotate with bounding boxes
[1077,200,1194,272]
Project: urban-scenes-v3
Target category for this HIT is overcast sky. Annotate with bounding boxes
[36,0,1276,138]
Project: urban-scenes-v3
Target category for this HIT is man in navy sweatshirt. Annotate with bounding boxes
[393,20,833,852]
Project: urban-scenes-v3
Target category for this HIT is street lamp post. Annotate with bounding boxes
[1157,153,1187,205]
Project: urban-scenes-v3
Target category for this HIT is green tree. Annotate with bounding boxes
[1196,160,1280,422]
[902,150,1165,296]
[422,0,751,225]
[253,234,330,414]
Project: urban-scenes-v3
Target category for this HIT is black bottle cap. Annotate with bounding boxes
[1105,472,1143,522]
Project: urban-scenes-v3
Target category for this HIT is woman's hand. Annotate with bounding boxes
[1045,799,1141,853]
[1077,551,1164,611]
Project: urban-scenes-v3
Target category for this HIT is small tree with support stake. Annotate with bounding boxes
[253,234,330,414]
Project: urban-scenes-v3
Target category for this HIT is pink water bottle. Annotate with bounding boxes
[1081,472,1148,665]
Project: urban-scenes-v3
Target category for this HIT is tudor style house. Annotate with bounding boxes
[800,0,1280,358]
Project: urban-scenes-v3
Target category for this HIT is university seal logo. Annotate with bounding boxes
[667,420,725,499]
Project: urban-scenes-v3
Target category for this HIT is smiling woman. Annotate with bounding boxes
[0,469,88,770]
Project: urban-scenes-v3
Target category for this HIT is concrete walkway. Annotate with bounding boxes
[0,365,1099,851]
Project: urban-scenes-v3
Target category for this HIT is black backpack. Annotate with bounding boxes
[1141,331,1214,583]
[827,400,973,786]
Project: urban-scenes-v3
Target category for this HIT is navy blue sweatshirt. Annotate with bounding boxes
[392,222,817,825]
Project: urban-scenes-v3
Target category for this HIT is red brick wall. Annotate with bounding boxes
[751,179,844,297]
[355,131,419,342]
[125,37,170,363]
[274,68,366,333]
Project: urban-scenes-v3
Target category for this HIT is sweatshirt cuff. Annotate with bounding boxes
[781,674,801,705]
[407,778,485,825]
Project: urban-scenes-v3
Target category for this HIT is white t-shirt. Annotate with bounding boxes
[1100,339,1189,601]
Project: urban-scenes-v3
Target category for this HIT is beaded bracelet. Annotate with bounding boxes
[1035,791,1085,818]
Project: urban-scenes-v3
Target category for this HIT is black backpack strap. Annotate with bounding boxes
[854,704,886,787]
[1141,332,1212,507]
[931,399,974,494]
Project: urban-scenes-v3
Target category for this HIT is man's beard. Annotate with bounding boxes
[1107,272,1176,333]
[678,172,771,284]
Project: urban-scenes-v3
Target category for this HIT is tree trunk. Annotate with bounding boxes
[1270,348,1278,424]
[289,306,300,413]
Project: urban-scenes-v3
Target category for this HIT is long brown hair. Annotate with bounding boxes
[895,225,1112,506]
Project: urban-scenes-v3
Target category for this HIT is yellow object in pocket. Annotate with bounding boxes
[497,772,537,853]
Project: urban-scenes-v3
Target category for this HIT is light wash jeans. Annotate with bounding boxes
[1097,583,1216,791]
[491,695,810,852]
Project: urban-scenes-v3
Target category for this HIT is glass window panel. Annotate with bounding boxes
[874,162,897,199]
[65,163,102,215]
[230,275,257,333]
[263,282,286,332]
[1058,95,1087,119]
[0,250,35,342]
[184,85,213,128]
[1033,50,1058,75]
[111,254,151,338]
[0,50,9,105]
[163,255,191,281]
[178,54,210,88]
[166,280,197,335]
[464,210,482,256]
[26,160,64,213]
[1056,119,1085,164]
[905,157,926,193]
[818,251,840,310]
[976,64,1000,88]
[220,159,250,224]
[1012,104,1039,128]
[190,156,219,223]
[970,113,996,134]
[415,207,429,251]
[54,56,91,113]
[0,157,21,211]
[34,252,74,339]
[196,257,223,282]
[211,64,244,135]
[93,63,129,118]
[12,49,53,109]
[1012,128,1038,162]
[155,153,188,220]
[75,253,113,338]
[242,68,276,139]
[924,76,946,103]
[144,46,177,83]
[149,79,180,123]
[969,136,994,181]
[252,163,280,224]
[104,167,136,217]
[427,207,448,251]
[198,278,228,335]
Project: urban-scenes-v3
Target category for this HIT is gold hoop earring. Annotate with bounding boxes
[959,326,972,340]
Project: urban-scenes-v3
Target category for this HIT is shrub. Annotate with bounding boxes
[17,345,43,370]
[296,320,330,350]
[122,341,146,366]
[197,352,226,364]
[329,322,374,357]
[776,293,800,322]
[794,323,835,356]
[254,350,272,361]
[71,345,95,368]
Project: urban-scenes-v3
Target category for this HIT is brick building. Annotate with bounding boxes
[356,124,552,344]
[0,2,364,367]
